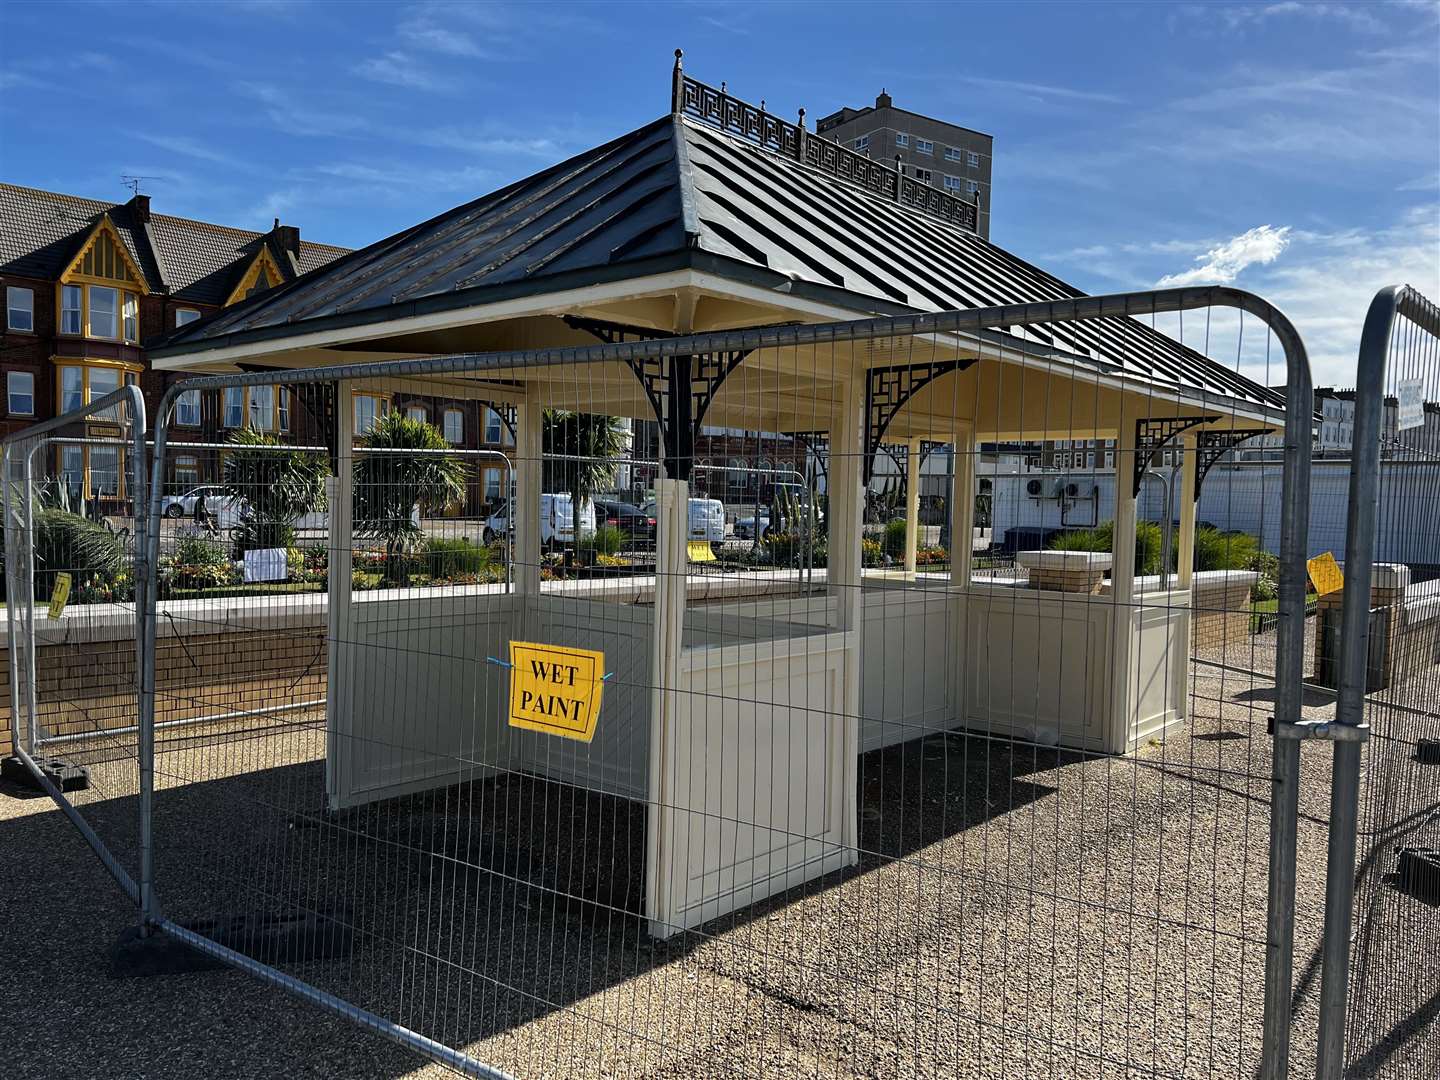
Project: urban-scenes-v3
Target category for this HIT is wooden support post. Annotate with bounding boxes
[903,438,921,575]
[950,425,976,587]
[829,372,864,860]
[513,398,542,605]
[1176,432,1198,590]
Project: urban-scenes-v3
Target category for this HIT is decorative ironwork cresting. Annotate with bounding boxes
[671,49,979,234]
[1193,428,1270,500]
[864,359,974,482]
[1132,415,1219,496]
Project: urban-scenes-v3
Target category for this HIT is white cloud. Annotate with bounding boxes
[952,74,1126,105]
[1157,225,1293,287]
[131,132,244,167]
[353,51,447,92]
[398,14,487,57]
[236,82,368,138]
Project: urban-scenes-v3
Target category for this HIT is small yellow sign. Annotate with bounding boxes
[507,641,605,742]
[687,540,716,563]
[1307,552,1344,596]
[47,573,73,619]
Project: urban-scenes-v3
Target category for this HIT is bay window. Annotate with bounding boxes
[123,292,138,340]
[250,384,275,431]
[354,393,388,435]
[224,387,245,427]
[223,385,288,430]
[58,283,141,341]
[55,360,137,416]
[57,443,129,500]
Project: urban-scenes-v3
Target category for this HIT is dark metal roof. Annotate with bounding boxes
[0,183,348,304]
[149,117,1282,411]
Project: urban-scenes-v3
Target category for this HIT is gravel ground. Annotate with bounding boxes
[2,620,1434,1079]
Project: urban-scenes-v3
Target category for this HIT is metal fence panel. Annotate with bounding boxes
[1324,286,1440,1080]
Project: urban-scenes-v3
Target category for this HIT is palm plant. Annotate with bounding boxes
[354,412,465,584]
[221,428,327,553]
[543,411,628,552]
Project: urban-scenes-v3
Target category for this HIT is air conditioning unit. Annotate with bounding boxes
[1025,478,1044,497]
[1063,480,1097,499]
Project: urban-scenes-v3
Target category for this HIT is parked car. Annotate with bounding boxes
[641,496,726,547]
[593,499,656,546]
[482,493,596,547]
[161,485,229,519]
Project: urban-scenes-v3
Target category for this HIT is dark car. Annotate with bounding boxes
[593,499,656,546]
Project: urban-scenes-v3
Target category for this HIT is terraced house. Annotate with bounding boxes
[0,183,351,503]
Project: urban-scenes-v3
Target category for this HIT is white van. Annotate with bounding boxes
[482,494,596,547]
[642,497,726,545]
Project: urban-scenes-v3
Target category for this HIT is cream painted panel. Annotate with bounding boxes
[860,587,957,752]
[1125,595,1190,751]
[652,635,851,936]
[507,597,655,799]
[330,592,515,810]
[962,588,1111,749]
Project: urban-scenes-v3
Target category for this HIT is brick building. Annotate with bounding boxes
[0,183,516,510]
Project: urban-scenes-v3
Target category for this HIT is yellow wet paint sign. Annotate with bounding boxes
[507,641,605,742]
[47,573,72,619]
[1307,552,1344,596]
[687,541,716,563]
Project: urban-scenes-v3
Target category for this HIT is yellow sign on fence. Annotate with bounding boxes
[1307,552,1344,596]
[47,573,73,619]
[687,540,716,563]
[507,641,605,742]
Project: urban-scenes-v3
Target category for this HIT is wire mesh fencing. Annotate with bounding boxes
[8,288,1367,1078]
[1329,286,1440,1080]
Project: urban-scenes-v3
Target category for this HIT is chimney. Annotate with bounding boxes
[876,88,892,110]
[272,222,301,257]
[128,193,151,223]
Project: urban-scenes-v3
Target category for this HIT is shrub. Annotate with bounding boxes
[583,524,625,557]
[1248,549,1280,602]
[35,509,129,601]
[883,518,908,558]
[763,530,827,568]
[861,537,885,567]
[1047,520,1163,576]
[1193,525,1259,571]
[423,537,493,578]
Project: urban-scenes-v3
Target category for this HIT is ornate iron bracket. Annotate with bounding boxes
[1193,428,1269,500]
[563,315,752,481]
[1132,416,1219,497]
[864,360,974,483]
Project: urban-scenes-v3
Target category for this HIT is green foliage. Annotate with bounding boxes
[1248,548,1280,602]
[221,428,327,554]
[861,537,885,567]
[1193,525,1259,571]
[762,530,828,568]
[35,509,129,601]
[584,524,625,556]
[354,413,466,584]
[1047,520,1163,576]
[423,537,493,577]
[883,518,908,558]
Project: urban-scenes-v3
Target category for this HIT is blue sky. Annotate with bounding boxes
[1,0,1436,384]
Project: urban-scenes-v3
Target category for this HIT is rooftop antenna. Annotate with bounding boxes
[121,175,164,197]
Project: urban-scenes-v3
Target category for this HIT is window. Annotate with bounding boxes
[894,133,909,148]
[123,292,138,341]
[484,469,502,500]
[967,150,980,167]
[61,285,82,334]
[57,443,128,501]
[353,393,388,435]
[406,405,427,423]
[175,308,200,327]
[90,446,121,497]
[966,180,979,195]
[176,389,201,426]
[914,168,933,184]
[915,138,933,155]
[224,385,287,430]
[89,286,118,338]
[943,175,962,192]
[7,371,34,415]
[224,387,244,427]
[944,146,961,161]
[444,408,464,443]
[56,362,137,417]
[484,407,503,444]
[60,366,84,412]
[6,286,33,331]
[60,446,84,500]
[174,456,200,488]
[854,135,869,152]
[250,384,275,431]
